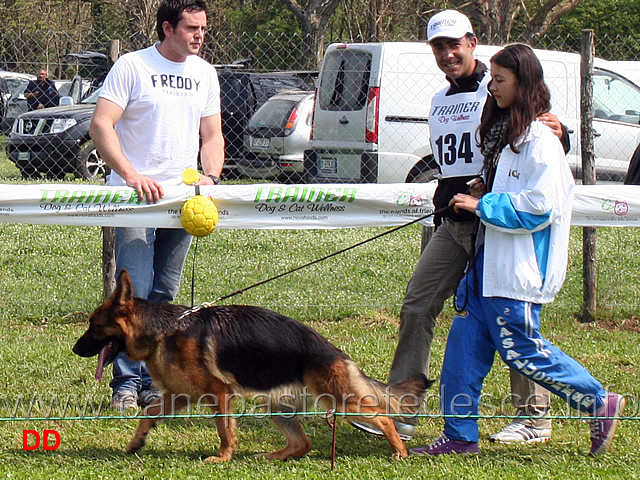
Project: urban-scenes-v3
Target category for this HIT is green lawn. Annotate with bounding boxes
[0,153,638,478]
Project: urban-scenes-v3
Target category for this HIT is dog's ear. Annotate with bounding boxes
[114,269,135,305]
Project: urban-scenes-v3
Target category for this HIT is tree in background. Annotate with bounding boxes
[444,0,584,45]
[278,0,342,69]
[326,0,435,42]
[127,0,161,49]
[2,0,639,74]
[0,0,95,72]
[546,0,640,37]
[203,0,301,68]
[544,0,640,59]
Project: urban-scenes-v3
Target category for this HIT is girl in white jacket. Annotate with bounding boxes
[411,44,624,457]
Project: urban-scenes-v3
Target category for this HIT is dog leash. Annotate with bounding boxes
[185,205,452,311]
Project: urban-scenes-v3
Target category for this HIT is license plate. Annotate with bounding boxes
[319,156,337,173]
[251,137,270,148]
[17,152,30,161]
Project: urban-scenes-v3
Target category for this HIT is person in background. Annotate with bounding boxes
[24,69,59,110]
[351,9,569,444]
[89,0,225,411]
[410,43,624,457]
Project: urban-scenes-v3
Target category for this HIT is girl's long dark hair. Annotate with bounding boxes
[478,43,551,153]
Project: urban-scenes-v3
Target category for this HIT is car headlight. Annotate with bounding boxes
[50,118,77,133]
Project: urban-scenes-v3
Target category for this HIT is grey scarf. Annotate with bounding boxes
[481,111,508,192]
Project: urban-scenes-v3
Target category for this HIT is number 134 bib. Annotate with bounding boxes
[428,75,490,178]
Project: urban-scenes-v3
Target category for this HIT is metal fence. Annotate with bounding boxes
[0,29,639,184]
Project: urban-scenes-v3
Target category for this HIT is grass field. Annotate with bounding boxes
[0,154,639,479]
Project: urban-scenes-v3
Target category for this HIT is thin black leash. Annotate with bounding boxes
[194,205,452,306]
[190,235,200,307]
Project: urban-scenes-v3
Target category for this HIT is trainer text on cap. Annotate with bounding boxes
[427,10,474,42]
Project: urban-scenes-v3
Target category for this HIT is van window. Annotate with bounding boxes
[318,50,371,111]
[593,70,640,125]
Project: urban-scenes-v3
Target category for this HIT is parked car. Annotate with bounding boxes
[6,67,314,181]
[305,42,640,185]
[217,68,313,175]
[0,70,35,134]
[623,138,640,184]
[606,61,640,87]
[6,87,106,179]
[3,77,89,135]
[237,91,314,181]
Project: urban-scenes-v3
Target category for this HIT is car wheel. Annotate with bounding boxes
[78,140,109,180]
[18,163,40,179]
[406,155,441,184]
[411,166,440,184]
[277,172,303,184]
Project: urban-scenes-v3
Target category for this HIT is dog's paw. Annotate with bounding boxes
[126,440,145,455]
[203,454,232,463]
[391,449,409,460]
[252,452,287,461]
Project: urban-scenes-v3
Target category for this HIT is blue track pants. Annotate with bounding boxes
[441,249,606,442]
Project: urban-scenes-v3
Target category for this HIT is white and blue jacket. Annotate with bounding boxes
[476,121,575,304]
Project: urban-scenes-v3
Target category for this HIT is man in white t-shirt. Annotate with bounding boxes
[89,0,224,411]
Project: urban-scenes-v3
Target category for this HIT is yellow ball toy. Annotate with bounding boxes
[181,168,200,185]
[181,195,218,237]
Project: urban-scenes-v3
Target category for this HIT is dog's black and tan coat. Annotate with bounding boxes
[73,270,431,462]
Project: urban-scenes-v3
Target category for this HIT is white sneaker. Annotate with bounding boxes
[110,389,138,412]
[490,422,552,444]
[350,419,415,441]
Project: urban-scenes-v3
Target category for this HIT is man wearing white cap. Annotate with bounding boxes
[351,9,568,445]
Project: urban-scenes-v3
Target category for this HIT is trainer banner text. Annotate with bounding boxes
[0,183,437,229]
[0,183,637,229]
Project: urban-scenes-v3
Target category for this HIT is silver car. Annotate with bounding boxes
[0,70,35,134]
[239,91,314,181]
[4,77,89,131]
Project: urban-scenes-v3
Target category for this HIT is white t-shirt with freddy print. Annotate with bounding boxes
[100,43,221,186]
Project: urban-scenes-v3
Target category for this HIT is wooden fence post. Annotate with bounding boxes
[580,29,597,323]
[102,39,120,300]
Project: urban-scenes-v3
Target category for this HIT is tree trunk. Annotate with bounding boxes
[456,0,583,45]
[521,0,583,45]
[279,0,342,69]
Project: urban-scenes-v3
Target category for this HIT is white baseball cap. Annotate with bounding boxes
[427,10,474,42]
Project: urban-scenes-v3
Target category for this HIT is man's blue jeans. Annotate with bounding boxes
[109,226,192,394]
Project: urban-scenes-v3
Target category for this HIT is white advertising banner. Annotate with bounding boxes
[0,182,438,229]
[0,182,638,229]
[570,184,640,227]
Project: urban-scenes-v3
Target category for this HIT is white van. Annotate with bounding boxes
[304,42,640,184]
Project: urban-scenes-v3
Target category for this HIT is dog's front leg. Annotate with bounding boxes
[347,400,408,459]
[126,392,189,455]
[369,415,408,459]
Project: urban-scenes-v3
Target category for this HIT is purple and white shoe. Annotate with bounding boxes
[410,434,478,456]
[590,392,625,456]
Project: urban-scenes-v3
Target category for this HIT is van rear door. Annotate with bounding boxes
[310,44,376,181]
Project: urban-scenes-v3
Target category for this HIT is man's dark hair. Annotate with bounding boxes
[156,0,208,41]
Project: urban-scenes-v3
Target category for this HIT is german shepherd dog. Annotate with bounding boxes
[73,270,431,462]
